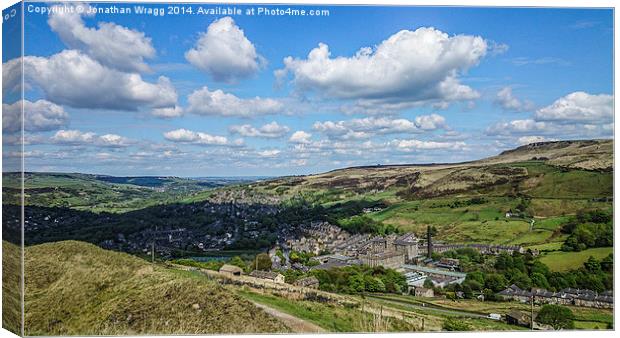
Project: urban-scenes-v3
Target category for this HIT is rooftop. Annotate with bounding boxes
[401,264,467,278]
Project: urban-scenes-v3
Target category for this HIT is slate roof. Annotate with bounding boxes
[499,285,614,304]
[394,233,418,245]
[250,270,282,280]
[294,276,320,287]
[219,264,243,274]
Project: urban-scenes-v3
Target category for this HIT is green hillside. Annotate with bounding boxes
[21,241,287,335]
[6,139,614,260]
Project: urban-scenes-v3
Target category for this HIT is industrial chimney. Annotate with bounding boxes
[427,225,433,259]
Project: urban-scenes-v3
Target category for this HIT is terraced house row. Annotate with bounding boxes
[497,284,613,308]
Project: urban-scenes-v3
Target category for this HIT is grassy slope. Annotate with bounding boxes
[22,240,288,335]
[364,163,611,245]
[538,247,614,272]
[236,289,416,332]
[2,241,22,335]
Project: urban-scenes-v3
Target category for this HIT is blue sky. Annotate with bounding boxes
[2,2,614,176]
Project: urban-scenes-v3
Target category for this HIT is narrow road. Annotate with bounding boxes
[251,301,326,333]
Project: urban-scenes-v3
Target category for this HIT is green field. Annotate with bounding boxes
[538,247,614,271]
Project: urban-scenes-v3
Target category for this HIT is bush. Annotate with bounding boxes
[442,318,471,331]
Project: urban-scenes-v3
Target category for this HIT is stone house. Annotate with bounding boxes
[414,287,434,298]
[250,270,286,283]
[293,276,320,289]
[219,264,243,277]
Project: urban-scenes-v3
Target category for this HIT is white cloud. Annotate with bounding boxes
[98,134,132,147]
[229,121,290,138]
[22,51,177,111]
[276,27,487,106]
[313,115,447,140]
[257,149,281,157]
[534,92,613,124]
[517,136,557,145]
[48,3,155,73]
[2,58,22,97]
[489,41,510,56]
[185,17,261,82]
[151,106,184,118]
[289,131,312,144]
[486,91,613,145]
[414,114,447,130]
[389,139,467,151]
[51,130,96,144]
[495,87,534,112]
[291,159,308,166]
[163,128,230,146]
[51,129,131,147]
[2,99,69,133]
[186,86,283,117]
[486,119,547,135]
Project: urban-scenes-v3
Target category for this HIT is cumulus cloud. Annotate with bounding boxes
[276,27,488,107]
[534,92,613,124]
[313,115,447,140]
[151,106,184,118]
[21,51,177,111]
[48,3,155,73]
[414,114,447,130]
[2,99,69,133]
[486,91,613,144]
[389,139,467,151]
[2,58,22,97]
[495,87,534,112]
[51,129,131,147]
[289,131,312,144]
[163,128,232,146]
[186,86,283,117]
[185,17,262,82]
[229,121,290,138]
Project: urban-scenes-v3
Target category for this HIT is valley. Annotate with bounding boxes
[2,139,614,333]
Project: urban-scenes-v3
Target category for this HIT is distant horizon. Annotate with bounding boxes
[6,137,612,178]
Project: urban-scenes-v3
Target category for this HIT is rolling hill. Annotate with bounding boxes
[3,139,613,257]
[17,240,288,335]
[253,139,612,200]
[1,172,257,213]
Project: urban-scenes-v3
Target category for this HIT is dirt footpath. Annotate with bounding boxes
[251,301,326,333]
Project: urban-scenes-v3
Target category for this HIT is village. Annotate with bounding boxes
[177,220,613,330]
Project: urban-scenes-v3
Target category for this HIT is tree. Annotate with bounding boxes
[348,273,366,293]
[531,272,550,289]
[254,253,272,271]
[461,284,473,299]
[536,304,575,330]
[484,273,508,292]
[364,275,386,292]
[423,278,434,289]
[600,254,613,272]
[584,256,601,272]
